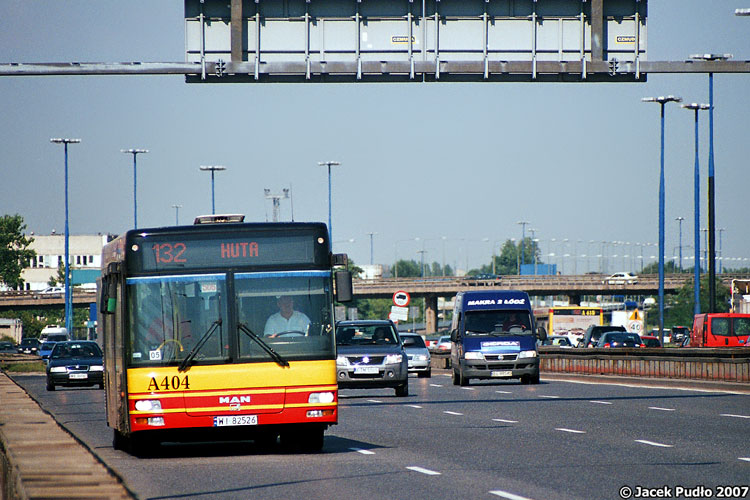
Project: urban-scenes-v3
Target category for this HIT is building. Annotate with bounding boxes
[0,318,23,343]
[11,233,112,291]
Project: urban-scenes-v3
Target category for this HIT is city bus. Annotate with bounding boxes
[541,306,603,347]
[98,216,352,455]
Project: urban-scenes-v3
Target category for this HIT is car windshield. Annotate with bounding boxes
[127,271,335,367]
[402,335,426,348]
[336,324,398,345]
[40,342,56,350]
[464,310,533,335]
[52,342,102,359]
[20,339,38,346]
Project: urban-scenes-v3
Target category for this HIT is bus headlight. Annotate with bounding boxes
[464,351,484,360]
[385,354,403,364]
[518,350,537,358]
[308,392,335,404]
[336,355,349,367]
[134,399,162,412]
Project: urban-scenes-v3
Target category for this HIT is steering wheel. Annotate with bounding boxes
[506,325,525,333]
[271,330,305,338]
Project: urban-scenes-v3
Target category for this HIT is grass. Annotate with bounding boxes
[0,360,45,373]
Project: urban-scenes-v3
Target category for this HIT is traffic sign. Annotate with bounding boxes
[390,306,409,321]
[393,290,410,307]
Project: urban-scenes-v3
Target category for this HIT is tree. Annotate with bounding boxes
[641,260,680,274]
[0,214,36,290]
[472,238,542,276]
[661,275,731,328]
[393,259,421,278]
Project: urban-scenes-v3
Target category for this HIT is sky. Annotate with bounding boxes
[1,1,749,275]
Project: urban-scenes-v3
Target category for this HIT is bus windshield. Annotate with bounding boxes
[464,310,533,335]
[126,270,335,367]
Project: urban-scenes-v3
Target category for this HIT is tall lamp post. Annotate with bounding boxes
[642,95,682,346]
[682,102,710,315]
[675,217,684,271]
[318,161,341,242]
[199,165,227,215]
[172,204,183,226]
[367,232,377,265]
[517,221,529,273]
[50,137,81,335]
[690,53,731,312]
[121,148,148,228]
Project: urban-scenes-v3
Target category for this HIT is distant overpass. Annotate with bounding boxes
[2,273,747,333]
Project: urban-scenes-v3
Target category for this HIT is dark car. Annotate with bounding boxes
[595,332,644,348]
[0,341,18,353]
[335,320,409,396]
[580,325,627,348]
[640,335,661,348]
[19,337,40,355]
[671,326,690,345]
[46,341,104,391]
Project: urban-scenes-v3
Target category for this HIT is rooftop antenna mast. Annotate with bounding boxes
[264,188,290,222]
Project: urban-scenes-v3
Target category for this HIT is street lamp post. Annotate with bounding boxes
[675,217,684,271]
[318,161,341,242]
[690,53,731,312]
[682,102,710,315]
[50,137,81,335]
[367,232,377,265]
[172,204,183,225]
[718,228,726,274]
[121,148,148,228]
[642,95,682,346]
[517,221,529,273]
[199,165,227,215]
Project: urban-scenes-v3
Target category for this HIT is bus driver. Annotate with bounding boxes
[264,295,311,337]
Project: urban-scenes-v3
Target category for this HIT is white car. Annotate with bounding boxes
[604,272,638,285]
[40,286,65,294]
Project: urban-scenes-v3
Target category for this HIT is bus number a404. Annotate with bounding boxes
[148,375,190,391]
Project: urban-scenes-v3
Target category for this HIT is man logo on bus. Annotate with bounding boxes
[219,395,251,404]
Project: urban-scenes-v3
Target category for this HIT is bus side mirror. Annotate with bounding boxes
[335,270,353,303]
[99,278,116,315]
[536,326,548,342]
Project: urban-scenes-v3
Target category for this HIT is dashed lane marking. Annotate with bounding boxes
[489,489,535,500]
[430,384,443,387]
[721,413,750,419]
[590,400,613,405]
[496,390,513,394]
[649,407,676,411]
[444,411,464,416]
[407,405,423,409]
[555,428,586,434]
[367,399,382,403]
[406,466,441,476]
[350,448,375,455]
[493,418,518,423]
[539,395,560,399]
[635,439,673,448]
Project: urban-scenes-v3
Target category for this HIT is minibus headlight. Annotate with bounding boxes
[336,355,349,367]
[385,354,403,364]
[464,351,484,360]
[518,350,537,358]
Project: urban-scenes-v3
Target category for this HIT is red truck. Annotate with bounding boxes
[690,313,750,347]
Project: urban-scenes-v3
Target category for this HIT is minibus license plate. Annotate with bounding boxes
[354,366,379,374]
[491,370,512,377]
[214,415,258,427]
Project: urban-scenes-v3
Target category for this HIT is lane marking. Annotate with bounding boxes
[635,439,673,448]
[350,448,375,455]
[550,378,745,395]
[430,384,443,388]
[649,407,676,411]
[407,466,441,476]
[496,390,513,394]
[555,428,586,434]
[407,404,423,409]
[539,395,560,399]
[739,457,750,462]
[367,399,382,403]
[461,387,476,391]
[444,411,464,416]
[493,418,518,423]
[490,489,535,500]
[721,413,750,419]
[589,400,613,405]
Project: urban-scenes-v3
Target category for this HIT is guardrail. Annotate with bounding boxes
[430,348,750,383]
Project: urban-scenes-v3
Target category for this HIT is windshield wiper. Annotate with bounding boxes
[238,322,290,368]
[178,319,222,372]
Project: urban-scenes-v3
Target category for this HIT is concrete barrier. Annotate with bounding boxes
[0,372,133,500]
